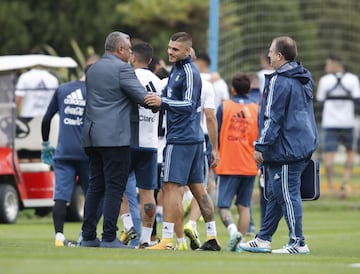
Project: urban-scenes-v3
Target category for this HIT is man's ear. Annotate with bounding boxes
[115,45,122,55]
[185,47,191,57]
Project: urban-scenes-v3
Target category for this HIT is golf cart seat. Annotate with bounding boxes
[15,114,59,169]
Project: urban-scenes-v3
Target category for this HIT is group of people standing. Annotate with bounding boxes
[32,29,357,254]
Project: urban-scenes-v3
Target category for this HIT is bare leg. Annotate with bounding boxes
[188,183,214,222]
[174,187,185,238]
[139,189,156,227]
[188,198,201,222]
[339,149,356,198]
[323,152,336,192]
[163,182,183,237]
[236,204,250,236]
[342,150,355,188]
[218,207,234,229]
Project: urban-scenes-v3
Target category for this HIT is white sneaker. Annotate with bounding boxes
[239,237,271,253]
[272,244,310,254]
[227,231,243,252]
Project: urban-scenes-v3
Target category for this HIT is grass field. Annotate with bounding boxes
[1,170,360,274]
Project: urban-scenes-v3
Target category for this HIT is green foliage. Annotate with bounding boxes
[2,0,360,87]
[0,2,32,54]
[0,0,209,65]
[115,0,209,59]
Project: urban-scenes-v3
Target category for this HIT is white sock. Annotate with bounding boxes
[227,223,238,236]
[55,232,65,241]
[177,237,186,244]
[139,227,153,244]
[121,213,133,231]
[205,221,217,238]
[162,222,174,239]
[188,220,197,230]
[156,206,163,215]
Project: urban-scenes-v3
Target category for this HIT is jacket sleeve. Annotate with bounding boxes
[120,64,148,107]
[216,103,223,148]
[161,68,199,115]
[41,92,58,142]
[255,77,289,152]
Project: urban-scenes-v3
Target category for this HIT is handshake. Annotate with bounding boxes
[41,141,55,166]
[145,93,161,113]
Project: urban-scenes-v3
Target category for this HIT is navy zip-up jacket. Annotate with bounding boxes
[161,56,204,144]
[255,61,318,164]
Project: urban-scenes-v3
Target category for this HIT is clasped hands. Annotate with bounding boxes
[144,94,161,112]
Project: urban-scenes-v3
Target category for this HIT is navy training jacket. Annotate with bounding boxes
[161,56,204,144]
[255,61,319,164]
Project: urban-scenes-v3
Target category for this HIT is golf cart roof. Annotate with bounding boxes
[0,54,78,71]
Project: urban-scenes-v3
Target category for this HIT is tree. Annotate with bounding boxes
[0,0,209,67]
[114,0,209,59]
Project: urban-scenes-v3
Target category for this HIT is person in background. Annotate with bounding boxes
[148,56,169,80]
[118,171,142,247]
[194,52,228,207]
[41,55,99,247]
[215,73,258,252]
[149,54,169,244]
[80,31,151,248]
[245,71,266,234]
[194,52,229,110]
[118,42,165,248]
[316,53,360,196]
[144,32,221,251]
[257,50,274,95]
[16,47,59,120]
[240,36,318,254]
[16,47,59,160]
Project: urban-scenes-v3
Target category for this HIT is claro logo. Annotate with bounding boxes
[139,115,155,122]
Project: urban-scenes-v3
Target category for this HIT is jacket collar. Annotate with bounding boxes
[175,56,192,68]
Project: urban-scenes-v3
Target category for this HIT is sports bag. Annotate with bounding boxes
[264,159,320,201]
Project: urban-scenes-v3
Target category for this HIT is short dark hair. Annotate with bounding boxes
[196,52,211,66]
[327,53,344,66]
[132,42,153,64]
[156,67,169,79]
[232,73,251,96]
[273,36,297,61]
[170,32,192,47]
[148,56,160,72]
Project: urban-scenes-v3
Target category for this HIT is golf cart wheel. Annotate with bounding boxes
[66,185,85,222]
[0,184,19,224]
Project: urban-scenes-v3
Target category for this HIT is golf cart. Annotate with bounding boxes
[0,54,84,224]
